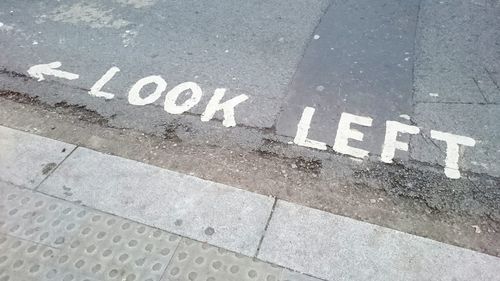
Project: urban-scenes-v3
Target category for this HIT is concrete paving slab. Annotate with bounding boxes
[162,238,282,281]
[0,0,330,129]
[410,103,500,178]
[38,147,275,256]
[414,0,500,103]
[276,0,420,156]
[0,126,75,189]
[282,270,324,281]
[0,180,181,281]
[258,200,500,281]
[1,181,322,281]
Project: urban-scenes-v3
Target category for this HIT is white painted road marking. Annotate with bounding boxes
[292,107,477,179]
[26,61,479,178]
[333,112,373,159]
[381,121,420,163]
[28,61,249,128]
[27,61,79,82]
[293,107,327,150]
[89,66,120,99]
[201,89,249,128]
[128,75,167,105]
[164,82,203,115]
[430,130,476,179]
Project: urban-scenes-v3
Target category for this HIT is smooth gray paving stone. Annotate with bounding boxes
[0,126,75,189]
[38,147,275,256]
[258,200,500,281]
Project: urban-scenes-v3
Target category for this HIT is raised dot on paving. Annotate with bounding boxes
[163,238,283,281]
[0,180,180,281]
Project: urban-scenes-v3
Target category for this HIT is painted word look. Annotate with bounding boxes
[89,67,249,128]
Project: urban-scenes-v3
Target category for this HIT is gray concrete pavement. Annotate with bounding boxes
[1,126,275,256]
[0,126,75,189]
[38,147,275,256]
[0,181,314,281]
[1,0,500,275]
[259,200,500,281]
[1,126,500,281]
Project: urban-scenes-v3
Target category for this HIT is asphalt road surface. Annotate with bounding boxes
[1,0,499,255]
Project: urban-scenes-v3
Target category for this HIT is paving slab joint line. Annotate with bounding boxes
[0,231,59,251]
[9,184,327,281]
[255,197,278,257]
[158,235,184,281]
[33,145,79,191]
[33,183,275,259]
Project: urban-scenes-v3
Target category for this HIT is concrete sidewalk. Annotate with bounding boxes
[1,125,499,281]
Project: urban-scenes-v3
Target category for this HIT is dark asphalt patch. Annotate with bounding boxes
[276,0,420,157]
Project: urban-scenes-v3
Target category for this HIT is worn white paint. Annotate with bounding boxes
[333,112,372,158]
[113,0,158,8]
[27,61,79,82]
[293,107,327,150]
[48,3,130,29]
[0,22,14,32]
[430,130,476,179]
[128,75,166,105]
[201,89,249,127]
[429,93,439,97]
[381,121,420,163]
[121,29,138,47]
[89,67,120,99]
[164,82,202,114]
[399,114,411,120]
[349,157,363,163]
[23,58,481,179]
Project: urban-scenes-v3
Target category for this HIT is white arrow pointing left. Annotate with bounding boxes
[27,61,80,82]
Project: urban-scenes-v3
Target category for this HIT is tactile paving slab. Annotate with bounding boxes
[163,238,283,281]
[0,181,326,281]
[0,181,180,281]
[0,126,75,189]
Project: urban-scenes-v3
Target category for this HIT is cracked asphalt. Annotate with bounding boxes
[1,0,499,256]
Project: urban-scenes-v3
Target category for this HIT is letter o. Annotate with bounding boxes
[128,75,167,106]
[164,82,203,114]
